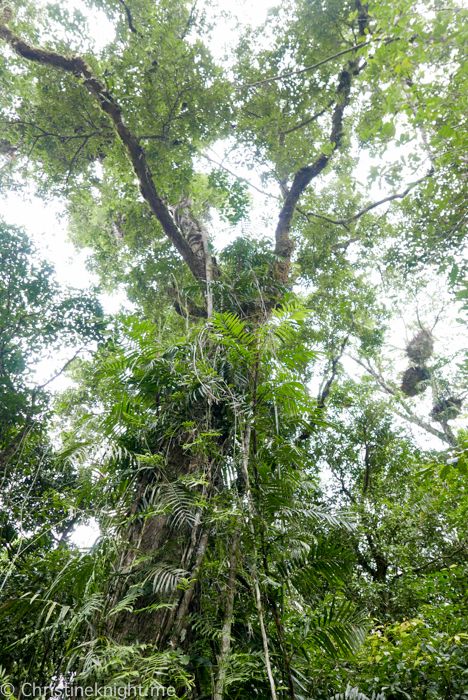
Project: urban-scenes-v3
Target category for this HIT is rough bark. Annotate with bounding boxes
[240,424,278,700]
[108,440,213,645]
[212,530,240,700]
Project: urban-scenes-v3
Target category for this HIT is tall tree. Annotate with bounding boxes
[0,0,465,697]
[0,221,103,682]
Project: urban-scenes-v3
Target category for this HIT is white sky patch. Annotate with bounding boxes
[1,190,94,288]
[70,518,100,549]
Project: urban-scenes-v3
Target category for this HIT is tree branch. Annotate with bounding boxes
[280,100,334,138]
[274,62,359,281]
[305,169,434,228]
[354,543,378,579]
[35,348,85,392]
[199,150,279,201]
[242,41,370,89]
[0,23,211,283]
[317,335,349,407]
[350,355,454,445]
[117,0,139,35]
[390,544,467,582]
[213,529,240,700]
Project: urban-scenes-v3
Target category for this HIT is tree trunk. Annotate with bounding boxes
[212,529,240,700]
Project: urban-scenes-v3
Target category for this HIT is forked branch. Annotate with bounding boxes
[0,22,212,283]
[305,169,434,229]
[274,63,358,281]
[273,0,372,282]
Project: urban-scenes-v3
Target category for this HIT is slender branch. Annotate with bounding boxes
[170,526,210,644]
[181,1,198,40]
[298,205,351,230]
[0,349,82,471]
[242,31,398,90]
[351,356,397,397]
[35,348,85,392]
[362,442,372,494]
[242,41,371,89]
[280,100,334,138]
[199,151,279,201]
[66,135,92,183]
[350,355,453,445]
[213,529,240,700]
[240,424,278,700]
[390,544,467,582]
[305,169,434,228]
[0,422,33,473]
[317,335,349,407]
[0,23,210,282]
[333,469,356,504]
[2,119,111,143]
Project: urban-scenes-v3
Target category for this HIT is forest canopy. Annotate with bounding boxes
[0,1,466,699]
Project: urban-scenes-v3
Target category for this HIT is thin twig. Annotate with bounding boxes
[280,100,334,137]
[241,40,372,89]
[35,348,85,391]
[199,151,280,201]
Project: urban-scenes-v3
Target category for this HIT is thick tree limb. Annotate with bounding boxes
[0,23,211,283]
[271,1,380,281]
[365,532,388,582]
[117,0,139,35]
[274,63,358,281]
[354,544,378,579]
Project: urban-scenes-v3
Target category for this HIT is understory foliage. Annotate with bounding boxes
[0,0,466,698]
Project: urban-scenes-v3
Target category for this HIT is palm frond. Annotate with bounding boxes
[330,686,386,700]
[143,562,190,595]
[307,599,368,658]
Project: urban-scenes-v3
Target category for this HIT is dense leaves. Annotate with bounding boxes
[0,0,466,698]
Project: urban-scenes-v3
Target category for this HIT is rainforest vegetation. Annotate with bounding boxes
[0,0,466,698]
